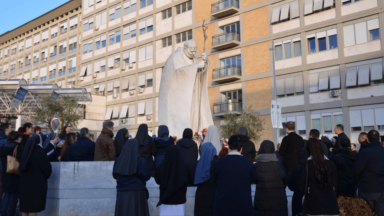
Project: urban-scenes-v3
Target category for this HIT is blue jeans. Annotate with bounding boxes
[1,192,19,216]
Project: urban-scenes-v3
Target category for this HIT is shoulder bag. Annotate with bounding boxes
[7,145,20,175]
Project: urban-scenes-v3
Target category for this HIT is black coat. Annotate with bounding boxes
[212,154,254,216]
[287,165,303,216]
[253,159,287,216]
[332,148,356,198]
[138,139,157,176]
[239,135,256,163]
[176,138,198,185]
[299,160,339,215]
[332,132,351,155]
[279,132,305,175]
[66,137,95,161]
[194,156,217,216]
[19,146,52,212]
[354,141,384,193]
[154,138,174,169]
[0,142,22,193]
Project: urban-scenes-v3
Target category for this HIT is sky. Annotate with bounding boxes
[0,0,70,35]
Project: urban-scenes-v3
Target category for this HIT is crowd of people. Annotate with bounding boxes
[0,119,384,216]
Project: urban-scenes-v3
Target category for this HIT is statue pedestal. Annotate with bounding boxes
[39,162,293,216]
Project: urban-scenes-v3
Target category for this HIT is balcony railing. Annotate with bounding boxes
[212,31,240,50]
[213,102,242,114]
[211,0,239,17]
[213,66,241,79]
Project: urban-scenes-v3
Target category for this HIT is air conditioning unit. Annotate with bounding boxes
[128,62,133,68]
[44,59,47,63]
[139,87,144,94]
[121,119,126,124]
[330,90,340,97]
[95,26,99,31]
[62,66,66,70]
[121,62,126,71]
[79,77,84,81]
[129,90,135,95]
[93,73,97,78]
[146,115,152,120]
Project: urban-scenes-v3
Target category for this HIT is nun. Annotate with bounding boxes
[176,129,198,184]
[136,124,157,176]
[19,134,52,216]
[154,125,174,169]
[114,128,128,157]
[42,132,59,162]
[194,142,218,216]
[113,139,151,216]
[202,125,222,154]
[155,145,190,216]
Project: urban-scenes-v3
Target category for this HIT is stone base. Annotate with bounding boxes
[39,162,293,216]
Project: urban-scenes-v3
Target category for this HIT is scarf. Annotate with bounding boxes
[194,142,217,184]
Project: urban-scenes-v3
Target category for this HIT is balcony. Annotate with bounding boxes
[213,101,242,116]
[213,66,241,83]
[212,31,240,50]
[211,0,239,18]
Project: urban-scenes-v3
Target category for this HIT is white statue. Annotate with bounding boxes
[158,40,213,138]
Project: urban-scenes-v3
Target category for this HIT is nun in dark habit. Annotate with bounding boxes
[114,128,128,157]
[154,125,174,169]
[19,134,52,216]
[42,132,59,162]
[113,139,152,216]
[194,142,218,216]
[155,145,190,216]
[136,124,157,176]
[176,129,198,185]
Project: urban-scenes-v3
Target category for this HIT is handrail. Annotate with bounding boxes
[213,102,242,114]
[212,31,240,46]
[211,0,240,13]
[213,66,241,79]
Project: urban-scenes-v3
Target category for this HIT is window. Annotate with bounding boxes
[42,29,49,42]
[108,55,121,69]
[33,33,40,46]
[221,22,240,33]
[110,5,122,21]
[84,17,94,31]
[329,35,338,49]
[58,60,66,76]
[124,0,137,14]
[33,52,39,66]
[123,50,137,64]
[275,38,301,60]
[49,66,56,79]
[220,55,241,68]
[95,11,107,28]
[346,60,384,88]
[271,0,300,24]
[304,0,334,15]
[69,37,77,53]
[68,56,77,74]
[280,115,306,136]
[176,1,192,14]
[138,44,153,62]
[95,35,107,49]
[59,40,67,57]
[51,25,58,38]
[60,21,68,34]
[350,108,384,132]
[139,17,153,35]
[83,43,88,54]
[162,8,172,19]
[276,74,304,97]
[176,30,192,44]
[342,0,360,5]
[94,59,107,73]
[109,30,121,45]
[140,0,153,8]
[139,73,153,88]
[40,67,47,82]
[84,0,95,9]
[162,36,172,47]
[318,37,327,51]
[343,18,380,47]
[70,16,78,30]
[308,37,316,53]
[50,45,57,60]
[309,68,341,92]
[123,23,137,40]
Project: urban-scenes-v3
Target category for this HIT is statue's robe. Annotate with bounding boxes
[158,47,213,138]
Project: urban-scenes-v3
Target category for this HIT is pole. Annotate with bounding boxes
[15,106,21,130]
[198,21,208,133]
[270,41,279,145]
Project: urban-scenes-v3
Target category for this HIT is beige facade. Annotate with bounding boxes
[1,0,384,147]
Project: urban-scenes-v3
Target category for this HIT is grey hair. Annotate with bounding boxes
[79,127,89,136]
[103,120,114,129]
[183,40,197,49]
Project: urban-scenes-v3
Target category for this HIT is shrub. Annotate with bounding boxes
[338,196,375,216]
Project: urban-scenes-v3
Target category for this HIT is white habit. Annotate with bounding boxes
[158,47,213,138]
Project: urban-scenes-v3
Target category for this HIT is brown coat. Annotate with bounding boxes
[94,128,116,161]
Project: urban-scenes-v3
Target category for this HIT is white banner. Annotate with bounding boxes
[277,100,283,129]
[271,100,278,128]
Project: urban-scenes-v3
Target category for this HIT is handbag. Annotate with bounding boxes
[6,145,20,175]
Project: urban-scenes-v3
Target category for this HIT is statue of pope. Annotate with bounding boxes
[158,40,213,138]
